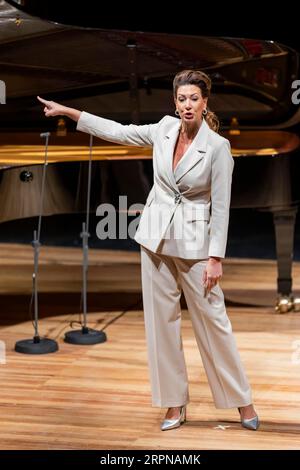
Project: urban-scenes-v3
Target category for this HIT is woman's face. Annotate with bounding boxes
[174,84,207,125]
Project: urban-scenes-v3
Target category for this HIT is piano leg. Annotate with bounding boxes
[272,206,299,313]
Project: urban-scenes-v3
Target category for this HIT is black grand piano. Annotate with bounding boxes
[0,0,300,311]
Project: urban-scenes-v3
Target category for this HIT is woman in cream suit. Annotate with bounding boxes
[37,69,259,431]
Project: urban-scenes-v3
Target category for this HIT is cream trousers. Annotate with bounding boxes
[140,245,252,408]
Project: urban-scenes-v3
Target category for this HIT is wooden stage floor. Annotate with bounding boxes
[0,243,300,450]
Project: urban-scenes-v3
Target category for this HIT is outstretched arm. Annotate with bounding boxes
[37,96,164,147]
[37,96,166,147]
[37,96,81,122]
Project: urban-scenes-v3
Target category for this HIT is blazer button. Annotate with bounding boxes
[174,192,182,203]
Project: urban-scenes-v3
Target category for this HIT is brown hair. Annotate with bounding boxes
[173,69,219,133]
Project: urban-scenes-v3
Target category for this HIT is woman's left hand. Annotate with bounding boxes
[202,257,222,293]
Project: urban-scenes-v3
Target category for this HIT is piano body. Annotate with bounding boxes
[0,0,300,310]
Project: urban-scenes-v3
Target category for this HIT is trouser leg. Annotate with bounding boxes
[140,246,190,407]
[175,257,252,409]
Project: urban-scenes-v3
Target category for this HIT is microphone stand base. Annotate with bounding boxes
[64,328,107,345]
[15,337,58,354]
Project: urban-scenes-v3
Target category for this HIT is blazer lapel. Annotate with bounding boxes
[174,118,209,183]
[162,119,181,188]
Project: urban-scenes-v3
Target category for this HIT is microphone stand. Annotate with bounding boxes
[15,132,58,354]
[64,134,107,345]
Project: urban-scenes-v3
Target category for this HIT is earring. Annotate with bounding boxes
[202,109,208,116]
[175,109,180,116]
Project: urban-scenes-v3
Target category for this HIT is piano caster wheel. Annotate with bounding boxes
[292,297,300,312]
[275,295,293,314]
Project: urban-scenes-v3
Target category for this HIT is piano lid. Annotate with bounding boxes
[0,0,299,130]
[0,129,299,169]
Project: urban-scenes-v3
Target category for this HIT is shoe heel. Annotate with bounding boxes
[181,405,186,423]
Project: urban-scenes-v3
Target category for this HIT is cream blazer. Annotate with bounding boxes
[77,112,234,259]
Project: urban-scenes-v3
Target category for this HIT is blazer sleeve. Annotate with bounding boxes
[208,138,234,259]
[76,111,165,147]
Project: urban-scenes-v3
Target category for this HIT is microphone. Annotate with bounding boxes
[40,132,51,138]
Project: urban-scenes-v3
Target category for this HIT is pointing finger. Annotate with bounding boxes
[37,96,49,105]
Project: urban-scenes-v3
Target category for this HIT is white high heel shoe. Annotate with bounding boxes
[160,405,187,431]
